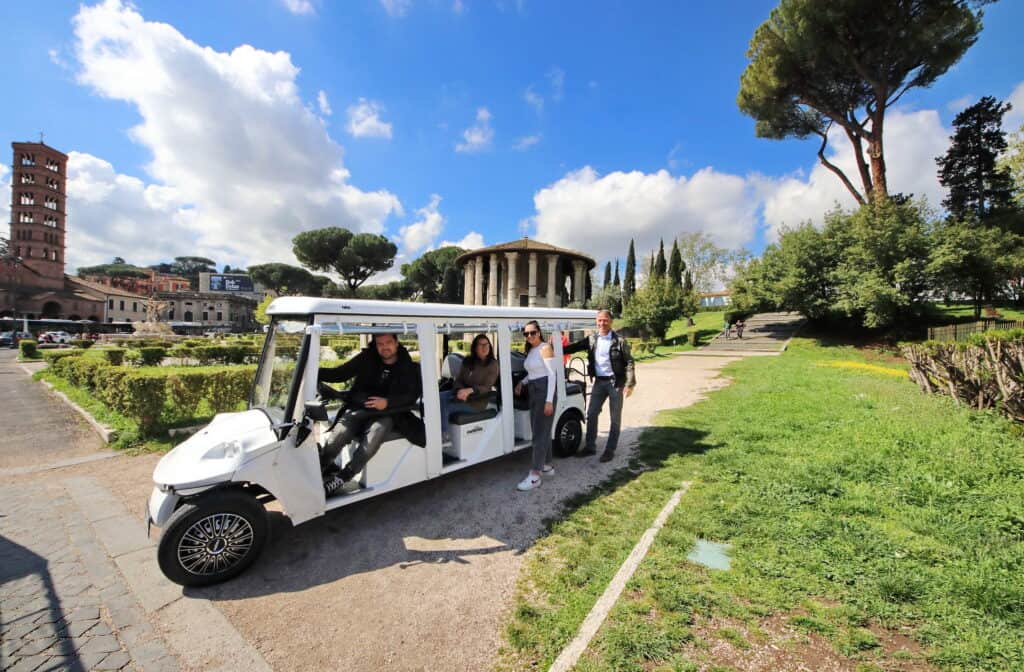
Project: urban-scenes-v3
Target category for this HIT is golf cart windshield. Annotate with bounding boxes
[250,318,306,423]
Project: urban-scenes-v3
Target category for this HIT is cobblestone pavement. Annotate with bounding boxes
[0,481,179,672]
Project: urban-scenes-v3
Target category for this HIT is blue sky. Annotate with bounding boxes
[1,0,1022,282]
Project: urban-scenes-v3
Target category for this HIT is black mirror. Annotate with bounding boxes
[304,400,329,422]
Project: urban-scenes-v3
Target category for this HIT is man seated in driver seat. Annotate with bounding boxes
[317,333,424,496]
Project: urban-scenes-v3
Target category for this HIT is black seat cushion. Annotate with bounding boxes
[450,408,499,425]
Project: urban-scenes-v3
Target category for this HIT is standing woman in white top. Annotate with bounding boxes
[515,320,557,491]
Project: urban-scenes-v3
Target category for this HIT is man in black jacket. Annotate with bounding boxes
[318,333,424,496]
[563,310,636,462]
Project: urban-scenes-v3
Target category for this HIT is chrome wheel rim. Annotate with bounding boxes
[177,513,254,576]
[560,420,581,449]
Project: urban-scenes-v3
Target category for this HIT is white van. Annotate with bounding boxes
[147,298,595,586]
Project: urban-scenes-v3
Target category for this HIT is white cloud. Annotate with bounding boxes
[48,48,71,70]
[380,0,411,17]
[455,107,494,153]
[440,232,484,249]
[281,0,315,15]
[67,0,401,271]
[399,194,445,254]
[452,0,465,14]
[528,166,759,266]
[759,108,951,241]
[346,98,393,139]
[513,134,541,150]
[946,94,974,113]
[0,164,10,240]
[1005,82,1024,131]
[524,85,543,115]
[547,67,564,101]
[317,90,332,116]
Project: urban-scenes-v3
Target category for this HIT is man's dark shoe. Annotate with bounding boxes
[599,450,614,463]
[575,448,597,458]
[324,467,358,497]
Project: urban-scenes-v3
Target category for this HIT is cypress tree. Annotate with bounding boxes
[603,261,611,288]
[668,239,683,286]
[613,260,620,287]
[624,240,636,301]
[654,239,667,279]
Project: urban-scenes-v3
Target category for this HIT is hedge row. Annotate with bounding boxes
[901,329,1024,424]
[48,355,257,434]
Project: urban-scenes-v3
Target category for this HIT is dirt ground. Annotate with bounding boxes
[48,353,741,672]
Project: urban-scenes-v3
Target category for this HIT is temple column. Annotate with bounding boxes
[473,256,484,306]
[573,260,586,304]
[505,252,519,307]
[463,263,474,305]
[487,253,499,306]
[528,253,538,307]
[547,254,559,307]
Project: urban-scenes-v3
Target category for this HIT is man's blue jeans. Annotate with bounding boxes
[585,378,623,455]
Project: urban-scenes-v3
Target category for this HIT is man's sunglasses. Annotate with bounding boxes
[523,330,539,336]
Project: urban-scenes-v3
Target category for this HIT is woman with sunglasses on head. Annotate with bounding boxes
[515,320,557,491]
[440,333,499,437]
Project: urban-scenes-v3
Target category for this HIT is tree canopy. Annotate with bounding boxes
[292,227,397,293]
[248,262,326,296]
[77,260,151,279]
[937,96,1015,220]
[623,240,637,301]
[400,246,466,303]
[998,123,1024,209]
[738,0,987,204]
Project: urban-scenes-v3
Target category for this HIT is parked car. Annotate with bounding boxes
[41,331,73,344]
[1,331,34,348]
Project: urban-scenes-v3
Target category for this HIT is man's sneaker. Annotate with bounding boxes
[324,470,360,497]
[541,465,556,477]
[599,450,615,463]
[516,473,542,491]
[575,448,597,458]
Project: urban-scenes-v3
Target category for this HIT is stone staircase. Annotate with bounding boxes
[699,311,806,354]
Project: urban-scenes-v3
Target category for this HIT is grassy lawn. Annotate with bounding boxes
[630,311,726,361]
[502,339,1023,671]
[926,302,1024,324]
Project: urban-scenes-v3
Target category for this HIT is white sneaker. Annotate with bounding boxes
[541,465,555,477]
[516,473,542,491]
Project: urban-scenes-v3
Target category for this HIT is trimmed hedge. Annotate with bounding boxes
[19,339,39,359]
[43,349,84,363]
[70,339,94,349]
[168,344,260,365]
[102,348,126,365]
[138,347,167,366]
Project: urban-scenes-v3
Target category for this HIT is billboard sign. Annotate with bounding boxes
[209,274,254,292]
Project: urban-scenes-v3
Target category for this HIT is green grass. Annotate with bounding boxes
[926,302,1024,324]
[501,339,1024,672]
[630,312,726,362]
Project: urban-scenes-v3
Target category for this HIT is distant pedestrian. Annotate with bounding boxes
[735,318,745,340]
[564,309,636,463]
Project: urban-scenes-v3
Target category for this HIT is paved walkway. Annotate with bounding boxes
[699,311,806,355]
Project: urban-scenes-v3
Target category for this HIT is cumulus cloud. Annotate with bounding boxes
[0,164,10,239]
[759,108,951,240]
[380,0,411,17]
[66,0,401,271]
[440,231,484,250]
[346,98,392,138]
[513,134,541,150]
[455,107,494,153]
[281,0,315,15]
[317,90,332,116]
[1005,81,1024,131]
[528,166,759,266]
[524,85,543,115]
[399,194,445,254]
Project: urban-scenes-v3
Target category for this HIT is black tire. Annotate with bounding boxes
[157,489,268,587]
[553,411,583,458]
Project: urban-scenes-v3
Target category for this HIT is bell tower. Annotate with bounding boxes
[10,141,67,289]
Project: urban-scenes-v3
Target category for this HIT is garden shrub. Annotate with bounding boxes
[65,357,110,389]
[139,347,167,367]
[70,339,94,349]
[204,368,254,412]
[43,349,84,363]
[102,348,126,365]
[124,350,142,366]
[165,371,208,418]
[19,339,39,359]
[104,371,168,433]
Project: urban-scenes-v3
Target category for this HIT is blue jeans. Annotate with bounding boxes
[439,389,477,434]
[585,378,623,455]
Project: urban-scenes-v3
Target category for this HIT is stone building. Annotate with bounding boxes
[457,238,595,307]
[157,291,257,331]
[66,276,151,323]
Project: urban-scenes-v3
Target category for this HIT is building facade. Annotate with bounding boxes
[78,270,192,295]
[157,291,257,331]
[456,238,595,308]
[66,277,152,323]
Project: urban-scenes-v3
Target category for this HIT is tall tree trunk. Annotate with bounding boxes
[845,127,875,202]
[867,109,888,201]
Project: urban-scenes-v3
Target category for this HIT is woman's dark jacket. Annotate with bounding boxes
[318,345,426,446]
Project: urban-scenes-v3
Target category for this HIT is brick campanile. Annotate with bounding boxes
[10,142,68,290]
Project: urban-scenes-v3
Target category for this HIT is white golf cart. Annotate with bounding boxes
[147,298,596,586]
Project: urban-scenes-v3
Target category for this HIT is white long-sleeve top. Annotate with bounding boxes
[524,345,557,402]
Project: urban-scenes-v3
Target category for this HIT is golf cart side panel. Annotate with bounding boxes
[234,441,325,525]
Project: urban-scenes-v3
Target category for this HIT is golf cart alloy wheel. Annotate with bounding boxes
[177,513,254,575]
[554,412,583,457]
[158,489,268,587]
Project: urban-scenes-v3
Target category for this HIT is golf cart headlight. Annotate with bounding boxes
[203,440,242,461]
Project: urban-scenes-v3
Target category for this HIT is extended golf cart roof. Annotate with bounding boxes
[266,297,597,321]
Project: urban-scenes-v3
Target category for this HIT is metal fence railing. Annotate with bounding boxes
[927,320,1024,342]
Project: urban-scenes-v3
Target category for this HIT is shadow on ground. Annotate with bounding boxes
[188,426,715,602]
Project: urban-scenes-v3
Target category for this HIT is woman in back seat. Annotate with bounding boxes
[440,334,499,437]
